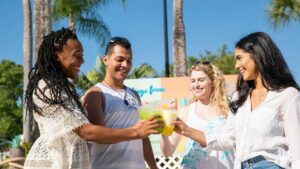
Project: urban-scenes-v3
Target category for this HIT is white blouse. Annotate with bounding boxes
[206,87,300,169]
[24,80,91,169]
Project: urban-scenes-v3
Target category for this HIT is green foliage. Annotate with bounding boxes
[186,56,199,68]
[0,60,23,149]
[20,140,33,156]
[160,45,237,76]
[160,65,174,77]
[52,0,112,47]
[268,0,300,28]
[75,59,159,93]
[188,45,238,74]
[75,72,95,95]
[0,135,22,149]
[87,57,106,83]
[75,45,236,94]
[0,134,32,156]
[75,57,105,94]
[128,63,158,79]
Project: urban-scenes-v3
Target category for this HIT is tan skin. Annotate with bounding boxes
[56,38,84,80]
[57,39,162,145]
[172,48,268,147]
[82,44,159,169]
[234,48,268,110]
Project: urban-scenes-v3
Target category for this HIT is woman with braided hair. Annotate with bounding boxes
[160,62,234,169]
[24,28,161,169]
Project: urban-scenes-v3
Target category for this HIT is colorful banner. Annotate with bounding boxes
[124,75,237,155]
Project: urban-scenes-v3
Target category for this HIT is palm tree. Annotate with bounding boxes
[173,0,187,77]
[128,63,158,79]
[187,45,238,74]
[186,56,198,68]
[75,57,105,93]
[268,0,300,28]
[24,0,52,141]
[52,0,113,47]
[34,0,51,62]
[22,0,33,143]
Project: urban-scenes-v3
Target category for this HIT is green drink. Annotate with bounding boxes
[138,106,163,133]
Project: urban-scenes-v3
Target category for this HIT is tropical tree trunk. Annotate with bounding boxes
[31,0,52,140]
[173,0,187,77]
[69,13,75,32]
[34,0,51,62]
[22,0,32,143]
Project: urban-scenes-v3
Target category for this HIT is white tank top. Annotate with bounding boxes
[181,102,234,169]
[90,83,146,169]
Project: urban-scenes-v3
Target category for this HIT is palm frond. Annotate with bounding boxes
[128,63,158,79]
[75,72,95,93]
[76,15,111,47]
[52,0,111,25]
[87,57,106,82]
[186,56,199,68]
[268,0,300,28]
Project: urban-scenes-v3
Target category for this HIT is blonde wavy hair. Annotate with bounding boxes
[189,62,229,117]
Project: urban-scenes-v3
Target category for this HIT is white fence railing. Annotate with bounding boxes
[1,152,183,169]
[151,155,183,169]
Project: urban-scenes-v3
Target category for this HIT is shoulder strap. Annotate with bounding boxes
[126,86,141,105]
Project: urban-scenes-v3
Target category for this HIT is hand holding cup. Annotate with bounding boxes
[132,115,164,139]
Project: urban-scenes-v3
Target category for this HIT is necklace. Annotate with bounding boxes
[251,88,268,106]
[102,80,129,106]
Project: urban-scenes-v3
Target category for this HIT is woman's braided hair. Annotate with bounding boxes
[25,27,86,115]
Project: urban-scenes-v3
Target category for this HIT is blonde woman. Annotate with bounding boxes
[160,62,234,169]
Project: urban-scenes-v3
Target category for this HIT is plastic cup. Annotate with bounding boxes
[138,106,163,133]
[161,109,178,136]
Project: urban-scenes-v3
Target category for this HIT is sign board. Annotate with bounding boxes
[124,75,237,155]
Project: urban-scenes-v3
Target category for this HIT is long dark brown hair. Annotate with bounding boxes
[230,32,299,114]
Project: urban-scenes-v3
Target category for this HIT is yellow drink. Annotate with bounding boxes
[161,109,178,136]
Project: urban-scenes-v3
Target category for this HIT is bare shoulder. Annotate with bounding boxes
[82,85,105,125]
[86,85,102,94]
[83,86,102,102]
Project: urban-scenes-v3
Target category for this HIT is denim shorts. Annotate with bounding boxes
[241,155,284,169]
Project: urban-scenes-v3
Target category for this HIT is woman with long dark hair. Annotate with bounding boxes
[172,32,300,169]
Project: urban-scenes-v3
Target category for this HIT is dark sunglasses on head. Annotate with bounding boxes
[193,60,210,66]
[109,36,131,47]
[105,36,131,55]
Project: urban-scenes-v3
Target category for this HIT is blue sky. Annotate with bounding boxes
[1,0,300,84]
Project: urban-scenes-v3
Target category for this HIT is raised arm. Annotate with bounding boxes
[75,86,160,144]
[160,106,189,157]
[172,118,207,147]
[173,111,236,150]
